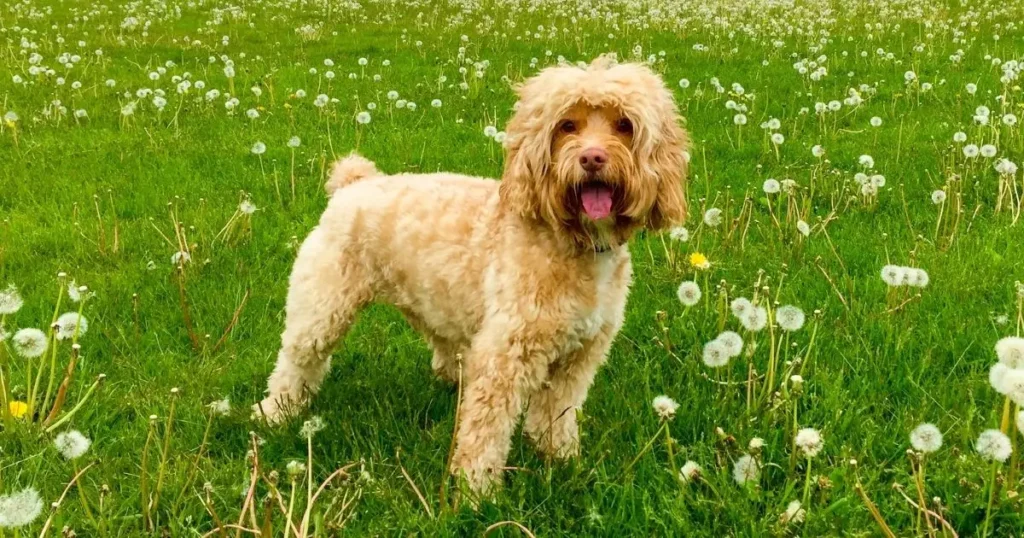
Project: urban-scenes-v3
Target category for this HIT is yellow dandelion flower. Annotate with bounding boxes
[690,252,710,270]
[9,400,28,419]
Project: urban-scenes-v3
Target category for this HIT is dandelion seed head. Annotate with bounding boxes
[730,297,753,318]
[741,306,769,332]
[652,395,679,421]
[780,500,806,525]
[0,488,43,528]
[55,312,88,340]
[208,398,231,416]
[299,416,325,439]
[702,339,730,368]
[676,281,701,307]
[0,284,24,315]
[12,328,48,358]
[732,454,760,485]
[54,430,91,460]
[716,331,744,358]
[976,429,1012,462]
[776,305,805,331]
[679,461,701,482]
[668,226,689,242]
[795,428,823,458]
[996,337,1024,369]
[703,208,722,227]
[910,423,942,453]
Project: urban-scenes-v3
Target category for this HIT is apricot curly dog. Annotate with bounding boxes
[255,56,690,495]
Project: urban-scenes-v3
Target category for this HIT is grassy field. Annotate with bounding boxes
[2,0,1024,535]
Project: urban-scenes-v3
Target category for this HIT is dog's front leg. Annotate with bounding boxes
[450,341,549,496]
[523,325,616,459]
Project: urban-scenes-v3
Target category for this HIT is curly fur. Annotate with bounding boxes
[254,57,689,495]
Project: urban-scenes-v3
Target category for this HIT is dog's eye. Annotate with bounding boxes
[559,120,576,133]
[616,118,633,134]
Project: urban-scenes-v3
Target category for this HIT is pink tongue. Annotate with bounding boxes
[581,184,614,220]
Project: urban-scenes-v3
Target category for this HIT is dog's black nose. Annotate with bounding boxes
[579,148,608,173]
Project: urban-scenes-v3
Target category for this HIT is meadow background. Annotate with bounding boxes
[2,0,1024,535]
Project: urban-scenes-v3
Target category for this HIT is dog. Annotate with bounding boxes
[254,56,689,495]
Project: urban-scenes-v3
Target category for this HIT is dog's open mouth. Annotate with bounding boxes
[579,180,615,221]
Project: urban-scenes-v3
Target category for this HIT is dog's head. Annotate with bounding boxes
[499,57,689,252]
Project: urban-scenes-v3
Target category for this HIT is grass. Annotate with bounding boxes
[2,0,1024,535]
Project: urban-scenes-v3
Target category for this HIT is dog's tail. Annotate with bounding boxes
[325,153,380,196]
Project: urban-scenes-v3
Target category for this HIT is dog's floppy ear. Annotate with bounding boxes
[634,69,689,231]
[646,118,689,230]
[499,76,554,220]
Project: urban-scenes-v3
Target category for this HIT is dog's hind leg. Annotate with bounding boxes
[254,229,370,423]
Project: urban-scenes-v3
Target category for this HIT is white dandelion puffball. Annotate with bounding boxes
[208,398,231,416]
[963,144,979,158]
[702,339,730,368]
[976,429,1012,462]
[770,133,785,145]
[1000,369,1024,405]
[953,131,967,143]
[881,265,906,287]
[795,428,824,458]
[931,190,946,204]
[677,281,701,307]
[990,363,1010,393]
[0,487,43,528]
[299,416,325,439]
[239,200,257,214]
[12,328,48,358]
[741,306,769,332]
[652,395,679,420]
[749,437,764,451]
[483,125,498,138]
[776,305,805,332]
[286,460,306,477]
[356,111,371,124]
[716,331,744,358]
[780,500,806,525]
[763,179,781,194]
[250,141,266,155]
[859,154,875,169]
[55,312,88,340]
[732,454,760,485]
[0,284,24,314]
[907,268,930,288]
[55,430,92,460]
[668,226,689,242]
[870,116,882,127]
[980,144,997,158]
[287,136,301,148]
[797,220,810,237]
[431,99,442,108]
[909,423,943,453]
[680,461,702,482]
[811,145,825,157]
[703,208,723,227]
[730,297,753,318]
[996,336,1024,369]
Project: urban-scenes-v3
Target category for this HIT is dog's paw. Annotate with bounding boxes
[251,396,299,424]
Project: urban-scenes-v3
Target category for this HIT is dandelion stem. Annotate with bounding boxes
[664,421,679,485]
[43,374,104,434]
[801,457,813,514]
[623,422,667,476]
[149,390,179,526]
[981,460,999,538]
